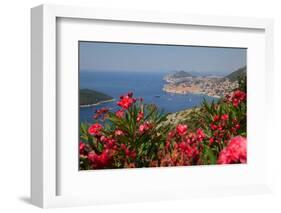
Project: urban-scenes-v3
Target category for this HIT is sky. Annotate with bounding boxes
[79,41,246,74]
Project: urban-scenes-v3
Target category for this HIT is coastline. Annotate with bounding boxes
[163,87,221,99]
[162,70,239,99]
[80,99,115,108]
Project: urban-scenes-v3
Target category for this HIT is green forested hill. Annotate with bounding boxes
[225,66,247,82]
[171,70,193,78]
[80,89,113,106]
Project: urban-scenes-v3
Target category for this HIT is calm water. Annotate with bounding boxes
[80,71,216,123]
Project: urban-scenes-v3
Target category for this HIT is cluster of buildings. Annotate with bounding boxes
[163,76,239,98]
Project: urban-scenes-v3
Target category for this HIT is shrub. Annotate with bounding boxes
[79,92,170,170]
[80,86,247,170]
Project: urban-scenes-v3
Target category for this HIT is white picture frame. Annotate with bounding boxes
[31,4,274,208]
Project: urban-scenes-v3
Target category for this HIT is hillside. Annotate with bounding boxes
[80,89,113,106]
[163,71,193,84]
[225,66,246,82]
[171,70,193,78]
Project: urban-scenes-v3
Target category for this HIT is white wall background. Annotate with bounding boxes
[0,0,280,212]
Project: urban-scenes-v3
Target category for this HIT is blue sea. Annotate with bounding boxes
[80,71,217,123]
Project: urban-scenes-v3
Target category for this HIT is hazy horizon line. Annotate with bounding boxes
[80,65,246,75]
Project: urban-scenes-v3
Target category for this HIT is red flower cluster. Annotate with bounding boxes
[217,136,247,164]
[115,129,124,136]
[137,111,144,122]
[80,89,247,170]
[81,92,145,169]
[93,107,109,119]
[117,92,136,109]
[88,123,103,135]
[221,114,229,121]
[227,90,246,107]
[121,144,136,159]
[88,149,112,168]
[176,124,188,136]
[177,142,199,160]
[100,136,117,149]
[196,128,205,142]
[161,125,206,166]
[115,109,124,118]
[79,142,86,155]
[139,121,152,134]
[80,137,117,169]
[209,113,241,145]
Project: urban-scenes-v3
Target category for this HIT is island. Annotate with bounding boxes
[80,89,114,107]
[163,67,246,98]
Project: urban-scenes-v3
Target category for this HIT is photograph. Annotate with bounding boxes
[79,41,247,170]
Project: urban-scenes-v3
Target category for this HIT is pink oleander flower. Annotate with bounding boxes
[136,111,144,122]
[100,136,116,148]
[99,149,111,165]
[167,130,176,140]
[196,128,205,142]
[88,152,97,163]
[165,141,171,150]
[178,142,199,159]
[221,114,229,121]
[210,123,217,131]
[120,144,136,159]
[217,136,247,164]
[79,142,86,154]
[235,124,241,130]
[88,149,111,168]
[139,121,151,134]
[209,137,214,145]
[93,107,109,119]
[213,115,220,122]
[117,93,136,109]
[227,90,246,107]
[176,124,188,136]
[115,109,124,118]
[120,143,127,150]
[115,129,124,136]
[88,123,103,135]
[233,90,246,101]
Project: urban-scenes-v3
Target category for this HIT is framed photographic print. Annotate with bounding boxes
[31,4,274,208]
[78,41,247,170]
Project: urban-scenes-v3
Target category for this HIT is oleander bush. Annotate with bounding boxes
[79,80,247,170]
